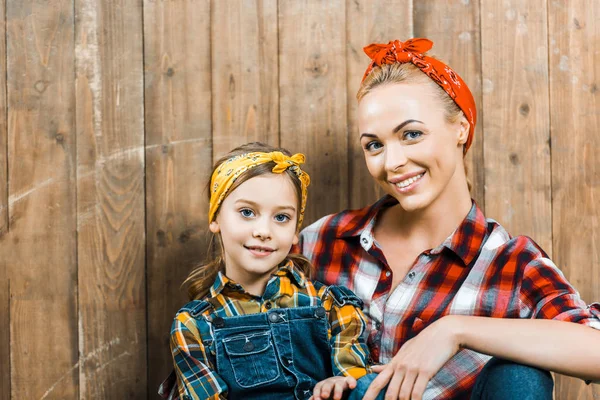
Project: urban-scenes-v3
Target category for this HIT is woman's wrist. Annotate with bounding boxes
[441,314,469,350]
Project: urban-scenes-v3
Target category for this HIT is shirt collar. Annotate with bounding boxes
[337,195,398,238]
[337,195,488,267]
[208,259,307,297]
[428,201,488,267]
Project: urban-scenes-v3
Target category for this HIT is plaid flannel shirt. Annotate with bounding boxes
[297,195,600,399]
[163,261,371,400]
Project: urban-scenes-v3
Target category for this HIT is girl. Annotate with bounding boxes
[298,38,600,399]
[159,142,376,400]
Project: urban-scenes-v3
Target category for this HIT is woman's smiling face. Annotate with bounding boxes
[357,82,469,213]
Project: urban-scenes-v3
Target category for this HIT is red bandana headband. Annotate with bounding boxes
[362,38,477,152]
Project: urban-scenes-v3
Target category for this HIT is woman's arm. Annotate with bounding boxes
[451,315,600,381]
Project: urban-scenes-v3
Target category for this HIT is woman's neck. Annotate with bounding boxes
[379,179,473,250]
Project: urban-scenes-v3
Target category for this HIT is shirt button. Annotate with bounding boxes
[408,271,416,279]
[264,301,272,310]
[361,237,368,244]
[375,321,381,330]
[385,271,391,278]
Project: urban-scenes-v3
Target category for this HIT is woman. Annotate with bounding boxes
[298,38,600,400]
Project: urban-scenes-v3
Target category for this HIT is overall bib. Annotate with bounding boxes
[181,285,360,400]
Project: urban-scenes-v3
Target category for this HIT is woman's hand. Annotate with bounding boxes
[311,375,357,400]
[362,316,462,400]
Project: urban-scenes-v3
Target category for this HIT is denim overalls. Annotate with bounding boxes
[177,285,362,400]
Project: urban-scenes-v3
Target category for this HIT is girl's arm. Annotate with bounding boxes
[170,313,229,400]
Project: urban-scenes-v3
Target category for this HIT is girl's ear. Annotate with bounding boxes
[457,116,470,146]
[209,220,220,233]
[292,233,299,246]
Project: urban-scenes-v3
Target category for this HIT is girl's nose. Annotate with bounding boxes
[252,219,271,240]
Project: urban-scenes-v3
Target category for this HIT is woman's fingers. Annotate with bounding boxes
[371,364,385,373]
[397,369,417,400]
[382,366,405,400]
[410,374,430,400]
[362,365,394,400]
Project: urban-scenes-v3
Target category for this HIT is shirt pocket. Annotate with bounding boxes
[222,331,281,388]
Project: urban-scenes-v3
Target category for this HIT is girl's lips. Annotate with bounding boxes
[245,245,275,257]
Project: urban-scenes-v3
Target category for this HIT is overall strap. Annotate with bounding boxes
[177,299,213,318]
[325,285,364,309]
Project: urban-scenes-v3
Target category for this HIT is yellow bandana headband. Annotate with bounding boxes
[209,151,311,229]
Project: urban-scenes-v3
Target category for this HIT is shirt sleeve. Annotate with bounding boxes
[320,288,372,379]
[519,256,600,330]
[170,312,229,400]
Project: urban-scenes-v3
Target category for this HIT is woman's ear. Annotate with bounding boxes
[209,220,220,233]
[457,115,470,146]
[292,233,299,246]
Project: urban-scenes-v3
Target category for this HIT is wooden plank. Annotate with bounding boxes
[548,2,600,399]
[0,0,8,398]
[346,0,413,209]
[414,0,485,209]
[481,0,552,252]
[211,0,279,160]
[4,0,78,397]
[0,0,6,236]
[0,267,8,400]
[75,0,146,397]
[279,0,348,225]
[143,0,212,394]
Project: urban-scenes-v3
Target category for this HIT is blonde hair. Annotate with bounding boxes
[185,142,312,300]
[357,63,472,191]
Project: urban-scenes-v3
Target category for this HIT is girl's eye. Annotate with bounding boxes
[274,214,291,223]
[240,209,255,218]
[404,131,423,140]
[364,141,383,151]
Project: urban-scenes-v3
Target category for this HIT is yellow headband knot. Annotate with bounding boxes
[209,151,310,229]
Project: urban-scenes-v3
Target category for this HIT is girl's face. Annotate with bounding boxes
[357,82,469,213]
[209,173,299,288]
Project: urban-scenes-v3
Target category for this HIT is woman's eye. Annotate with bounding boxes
[240,209,255,218]
[364,141,383,151]
[404,131,423,140]
[274,214,290,223]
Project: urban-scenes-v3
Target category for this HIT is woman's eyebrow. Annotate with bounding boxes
[393,119,424,133]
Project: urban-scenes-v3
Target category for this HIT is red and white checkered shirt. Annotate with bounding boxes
[297,195,600,399]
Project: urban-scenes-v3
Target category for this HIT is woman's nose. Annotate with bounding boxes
[385,143,408,172]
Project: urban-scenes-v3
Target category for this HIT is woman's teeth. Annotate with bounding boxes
[396,173,424,188]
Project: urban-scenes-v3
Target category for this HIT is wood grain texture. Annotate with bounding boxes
[75,0,146,397]
[211,0,279,160]
[549,2,600,399]
[481,0,552,252]
[0,0,6,236]
[346,0,413,209]
[414,0,485,209]
[4,0,78,398]
[279,0,348,225]
[143,0,213,393]
[0,0,8,397]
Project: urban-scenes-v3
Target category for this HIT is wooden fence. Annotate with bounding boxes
[0,0,598,398]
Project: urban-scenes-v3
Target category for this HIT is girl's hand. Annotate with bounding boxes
[362,316,462,400]
[311,376,357,400]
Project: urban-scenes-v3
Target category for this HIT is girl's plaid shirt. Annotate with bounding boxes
[297,195,600,399]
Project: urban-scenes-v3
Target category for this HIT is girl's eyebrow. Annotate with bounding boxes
[234,199,297,211]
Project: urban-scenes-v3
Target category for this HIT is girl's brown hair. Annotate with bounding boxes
[185,142,312,300]
[357,62,472,191]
